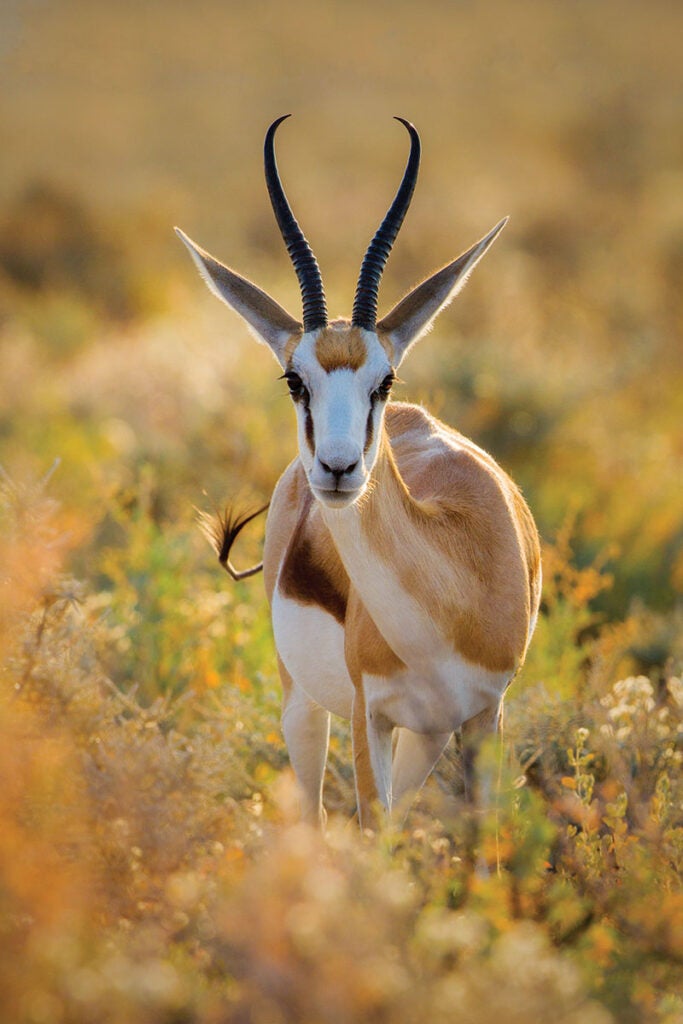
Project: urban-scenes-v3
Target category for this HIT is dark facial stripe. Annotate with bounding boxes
[305,408,315,455]
[364,405,375,455]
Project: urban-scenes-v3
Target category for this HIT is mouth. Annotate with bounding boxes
[311,486,364,510]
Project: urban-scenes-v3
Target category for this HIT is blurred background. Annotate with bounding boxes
[1,4,682,1021]
[1,0,681,623]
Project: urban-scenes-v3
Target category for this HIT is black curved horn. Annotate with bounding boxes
[264,115,327,333]
[352,118,421,331]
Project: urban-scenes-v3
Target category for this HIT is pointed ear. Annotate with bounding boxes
[376,217,508,366]
[175,227,302,366]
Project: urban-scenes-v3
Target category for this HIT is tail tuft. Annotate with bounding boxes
[196,502,269,581]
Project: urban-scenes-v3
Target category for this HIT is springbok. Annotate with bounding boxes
[177,116,541,829]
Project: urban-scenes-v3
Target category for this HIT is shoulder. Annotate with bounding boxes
[385,401,434,438]
[385,402,518,510]
[269,457,309,510]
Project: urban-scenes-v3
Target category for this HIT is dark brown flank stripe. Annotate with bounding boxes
[279,491,349,625]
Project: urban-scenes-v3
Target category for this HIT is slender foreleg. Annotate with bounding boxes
[351,682,393,830]
[279,657,331,827]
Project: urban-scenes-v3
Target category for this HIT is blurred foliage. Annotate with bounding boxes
[0,184,173,354]
[0,476,681,1023]
[0,0,682,1020]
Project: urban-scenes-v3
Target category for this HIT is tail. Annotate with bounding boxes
[197,502,269,581]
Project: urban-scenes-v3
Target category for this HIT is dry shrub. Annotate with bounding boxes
[199,821,613,1024]
[1,471,683,1023]
[0,474,244,1020]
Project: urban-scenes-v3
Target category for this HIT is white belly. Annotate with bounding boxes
[272,588,354,719]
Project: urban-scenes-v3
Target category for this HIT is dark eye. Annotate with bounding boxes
[372,372,395,403]
[283,371,309,404]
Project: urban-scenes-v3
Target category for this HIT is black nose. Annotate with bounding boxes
[319,458,358,481]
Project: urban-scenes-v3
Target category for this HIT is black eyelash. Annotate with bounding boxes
[282,370,309,404]
[372,372,395,402]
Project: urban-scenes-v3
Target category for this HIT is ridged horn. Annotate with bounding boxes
[352,117,421,331]
[264,115,327,333]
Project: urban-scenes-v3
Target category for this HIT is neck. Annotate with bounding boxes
[320,424,427,595]
[319,423,449,666]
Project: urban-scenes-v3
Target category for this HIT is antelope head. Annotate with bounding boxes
[176,116,506,510]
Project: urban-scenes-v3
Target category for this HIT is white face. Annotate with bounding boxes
[284,327,395,510]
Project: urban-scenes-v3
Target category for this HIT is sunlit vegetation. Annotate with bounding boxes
[0,1,681,1020]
